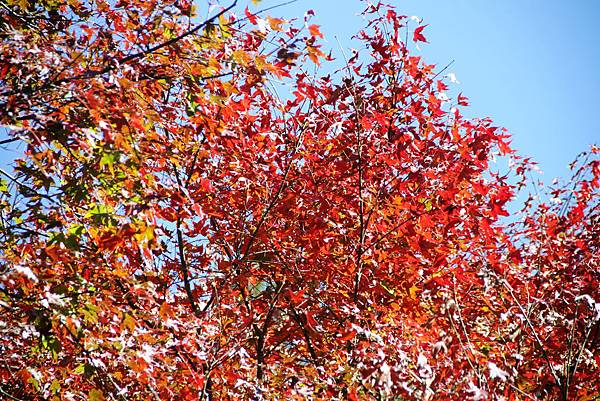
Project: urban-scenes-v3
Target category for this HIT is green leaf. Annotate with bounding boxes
[84,204,114,226]
[424,199,432,211]
[48,337,62,360]
[48,232,66,245]
[69,224,85,236]
[419,197,433,211]
[73,363,86,375]
[74,363,96,378]
[81,303,99,323]
[28,375,40,391]
[99,151,118,174]
[64,234,80,251]
[50,379,61,394]
[85,204,111,218]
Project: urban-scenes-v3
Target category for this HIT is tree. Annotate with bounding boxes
[0,1,597,399]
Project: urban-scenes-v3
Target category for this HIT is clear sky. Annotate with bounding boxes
[260,0,599,183]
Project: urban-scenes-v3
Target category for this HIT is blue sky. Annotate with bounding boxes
[261,0,599,183]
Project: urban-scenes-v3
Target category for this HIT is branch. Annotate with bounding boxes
[569,317,599,393]
[363,210,424,253]
[256,282,284,380]
[1,1,238,97]
[336,41,367,304]
[449,275,483,383]
[0,387,27,401]
[498,275,564,395]
[0,168,60,204]
[240,126,304,260]
[226,0,298,27]
[289,304,319,363]
[0,137,20,146]
[116,1,237,68]
[176,217,201,317]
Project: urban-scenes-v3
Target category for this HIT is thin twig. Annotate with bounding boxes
[1,1,238,97]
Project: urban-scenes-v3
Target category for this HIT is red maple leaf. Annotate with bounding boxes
[413,25,429,43]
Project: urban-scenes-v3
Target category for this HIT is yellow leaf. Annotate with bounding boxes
[409,285,419,300]
[7,0,29,10]
[219,15,232,37]
[88,389,105,401]
[111,268,128,278]
[135,224,155,243]
[254,55,268,73]
[121,313,136,332]
[231,50,251,67]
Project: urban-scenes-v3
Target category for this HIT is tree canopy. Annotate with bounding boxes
[0,1,598,400]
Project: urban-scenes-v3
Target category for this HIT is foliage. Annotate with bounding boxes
[0,0,598,399]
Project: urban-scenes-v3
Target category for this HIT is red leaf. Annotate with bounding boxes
[305,312,318,330]
[288,289,306,304]
[244,6,257,25]
[413,25,428,43]
[0,63,9,80]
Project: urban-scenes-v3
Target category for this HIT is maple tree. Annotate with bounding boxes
[0,0,598,399]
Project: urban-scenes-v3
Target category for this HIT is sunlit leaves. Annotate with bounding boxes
[0,0,597,400]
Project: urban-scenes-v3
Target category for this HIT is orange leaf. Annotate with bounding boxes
[340,330,357,341]
[308,24,323,39]
[267,16,285,31]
